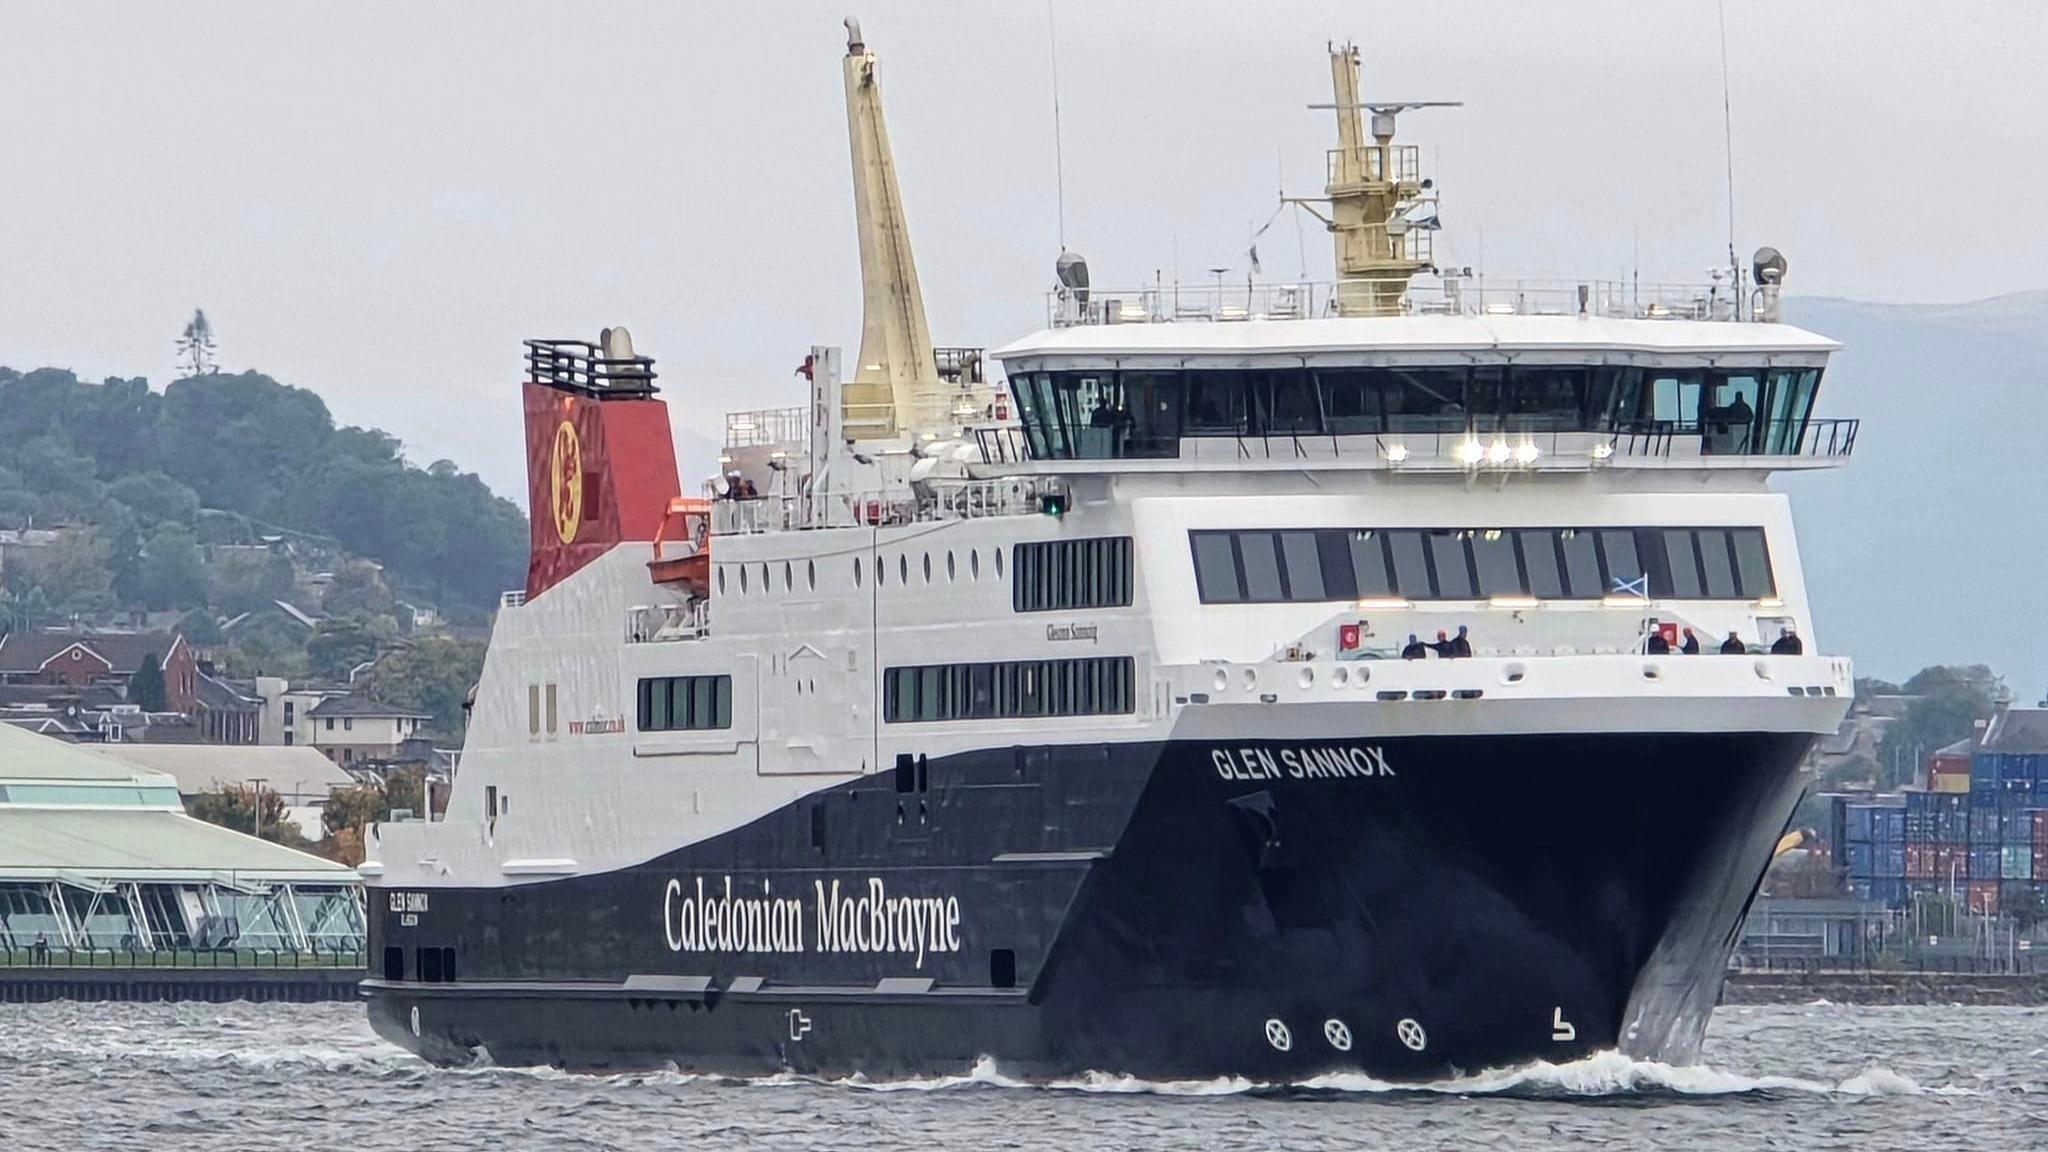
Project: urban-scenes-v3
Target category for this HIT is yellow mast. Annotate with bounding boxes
[839,17,943,441]
[1317,43,1455,318]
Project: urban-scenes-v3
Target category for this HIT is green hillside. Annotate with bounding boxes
[0,365,526,623]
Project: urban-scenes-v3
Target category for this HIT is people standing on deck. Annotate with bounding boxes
[1725,393,1756,452]
[1720,632,1747,654]
[1426,629,1455,658]
[1449,625,1472,657]
[1401,634,1428,660]
[1681,628,1701,655]
[1771,627,1804,655]
[1645,629,1670,655]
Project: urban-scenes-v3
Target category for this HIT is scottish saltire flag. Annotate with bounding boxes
[1610,574,1649,598]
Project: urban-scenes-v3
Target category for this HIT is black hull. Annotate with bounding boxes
[366,731,1811,1080]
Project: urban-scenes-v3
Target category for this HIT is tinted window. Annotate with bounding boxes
[1191,532,1243,603]
[1471,531,1522,596]
[1279,531,1324,600]
[1559,530,1601,597]
[636,675,732,732]
[1239,533,1285,602]
[1661,529,1703,597]
[1427,531,1474,598]
[1600,530,1645,597]
[1348,531,1393,596]
[1696,528,1738,598]
[1731,528,1775,597]
[1518,531,1563,598]
[1386,531,1431,597]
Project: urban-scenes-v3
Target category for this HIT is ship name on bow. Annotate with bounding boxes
[1212,745,1395,781]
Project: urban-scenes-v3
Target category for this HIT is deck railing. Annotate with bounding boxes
[1049,275,1747,328]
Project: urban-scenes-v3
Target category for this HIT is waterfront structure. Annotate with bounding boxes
[362,29,1854,1080]
[0,724,363,953]
[85,743,356,840]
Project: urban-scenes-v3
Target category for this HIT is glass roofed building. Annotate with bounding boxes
[0,724,363,955]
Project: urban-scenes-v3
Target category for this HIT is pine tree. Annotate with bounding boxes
[129,652,168,711]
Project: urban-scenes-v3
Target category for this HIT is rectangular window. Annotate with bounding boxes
[1190,532,1243,603]
[1518,530,1563,598]
[1731,528,1775,597]
[1696,528,1739,598]
[1186,526,1776,604]
[1471,531,1522,597]
[1238,532,1285,602]
[1426,531,1474,598]
[1386,530,1431,598]
[884,657,1136,723]
[1278,531,1324,600]
[1013,537,1134,611]
[634,675,734,732]
[1660,529,1703,598]
[1599,530,1645,597]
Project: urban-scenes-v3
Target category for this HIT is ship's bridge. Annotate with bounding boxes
[982,281,1852,475]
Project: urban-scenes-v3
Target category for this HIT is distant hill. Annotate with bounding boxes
[0,367,527,622]
[1781,292,2048,698]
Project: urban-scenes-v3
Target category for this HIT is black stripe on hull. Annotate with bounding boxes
[367,730,1811,1080]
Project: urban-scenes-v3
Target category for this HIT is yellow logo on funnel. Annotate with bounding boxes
[550,420,582,544]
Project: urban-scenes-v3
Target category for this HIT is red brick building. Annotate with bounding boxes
[0,631,198,714]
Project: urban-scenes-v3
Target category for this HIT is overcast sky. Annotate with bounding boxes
[3,2,2043,497]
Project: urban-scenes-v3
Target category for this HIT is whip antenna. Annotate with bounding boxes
[1047,0,1068,251]
[1717,0,1740,313]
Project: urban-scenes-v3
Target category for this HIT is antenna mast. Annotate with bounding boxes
[1717,0,1741,318]
[175,308,218,377]
[1047,0,1067,251]
[1289,44,1458,317]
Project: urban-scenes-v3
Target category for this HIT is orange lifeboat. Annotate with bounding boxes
[648,497,712,591]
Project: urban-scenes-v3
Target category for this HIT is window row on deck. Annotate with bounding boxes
[1009,365,1822,460]
[636,674,734,732]
[1190,526,1777,605]
[883,656,1136,723]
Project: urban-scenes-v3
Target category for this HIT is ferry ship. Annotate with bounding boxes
[362,24,1857,1080]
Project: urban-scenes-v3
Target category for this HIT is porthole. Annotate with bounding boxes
[878,557,887,586]
[923,553,933,583]
[995,549,1005,578]
[946,551,956,581]
[807,560,817,590]
[718,567,727,595]
[761,563,771,592]
[899,555,909,584]
[854,557,863,587]
[784,561,793,591]
[970,550,981,579]
[739,566,749,594]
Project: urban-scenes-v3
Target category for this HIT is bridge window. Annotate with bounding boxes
[884,656,1135,723]
[636,675,733,732]
[1013,537,1134,612]
[1190,526,1775,603]
[1006,366,1825,459]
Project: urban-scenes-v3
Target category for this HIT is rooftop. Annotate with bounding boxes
[993,313,1840,364]
[306,694,430,720]
[0,630,184,676]
[86,744,356,801]
[1982,708,2048,755]
[0,807,351,882]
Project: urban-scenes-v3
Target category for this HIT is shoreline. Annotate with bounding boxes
[1723,970,2048,1006]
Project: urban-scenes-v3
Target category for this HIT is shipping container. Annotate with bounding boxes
[1906,844,1934,878]
[1968,880,2000,916]
[1847,879,1872,902]
[1880,844,1906,876]
[1845,842,1875,876]
[2006,809,2040,845]
[1872,877,1908,906]
[1877,808,1906,841]
[1845,804,1875,842]
[1971,805,2003,843]
[1939,808,1970,842]
[1971,845,2002,878]
[1932,769,1972,794]
[2036,848,2048,880]
[2003,844,2034,880]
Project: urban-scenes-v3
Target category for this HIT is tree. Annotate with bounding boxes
[1877,664,2004,789]
[129,653,168,711]
[322,562,395,619]
[318,766,434,865]
[306,616,391,682]
[0,530,116,624]
[367,636,484,741]
[186,784,312,849]
[136,522,207,611]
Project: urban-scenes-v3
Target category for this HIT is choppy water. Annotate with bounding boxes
[1,1001,2042,1150]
